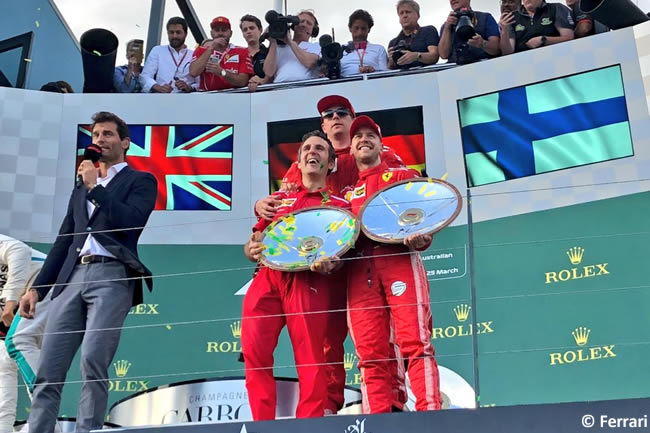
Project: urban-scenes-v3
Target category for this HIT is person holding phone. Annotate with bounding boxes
[114,39,144,93]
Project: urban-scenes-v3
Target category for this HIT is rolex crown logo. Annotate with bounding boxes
[566,247,584,265]
[113,360,132,378]
[230,320,242,339]
[343,353,358,371]
[453,304,471,322]
[572,327,591,347]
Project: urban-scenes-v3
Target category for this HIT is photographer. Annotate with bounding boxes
[263,10,321,83]
[565,0,608,37]
[340,9,388,76]
[114,39,144,93]
[388,0,439,69]
[240,14,272,91]
[500,0,574,54]
[438,0,500,64]
[189,16,253,91]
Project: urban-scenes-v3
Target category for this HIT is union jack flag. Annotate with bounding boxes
[77,124,234,211]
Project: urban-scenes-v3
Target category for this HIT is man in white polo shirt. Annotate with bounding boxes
[341,9,388,77]
[140,17,198,93]
[263,10,321,83]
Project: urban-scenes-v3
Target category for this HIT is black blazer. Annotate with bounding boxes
[33,166,157,306]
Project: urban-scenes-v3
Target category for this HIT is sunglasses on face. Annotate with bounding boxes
[321,108,351,119]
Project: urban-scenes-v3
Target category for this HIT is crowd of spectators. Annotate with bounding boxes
[107,0,611,94]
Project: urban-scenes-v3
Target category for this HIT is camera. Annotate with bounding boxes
[317,35,354,79]
[391,39,410,65]
[454,8,476,42]
[259,10,301,43]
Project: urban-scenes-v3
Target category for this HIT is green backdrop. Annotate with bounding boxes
[16,189,650,420]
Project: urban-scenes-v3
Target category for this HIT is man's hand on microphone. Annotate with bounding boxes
[19,290,39,319]
[77,160,99,189]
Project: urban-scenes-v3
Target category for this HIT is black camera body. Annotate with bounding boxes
[318,35,353,79]
[260,10,301,42]
[454,8,476,42]
[391,39,410,65]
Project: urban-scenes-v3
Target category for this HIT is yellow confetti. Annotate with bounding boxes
[24,58,32,62]
[418,185,427,195]
[320,251,326,255]
[166,325,172,330]
[336,239,343,246]
[427,177,433,183]
[35,21,40,27]
[425,190,436,197]
[441,172,449,181]
[405,182,413,191]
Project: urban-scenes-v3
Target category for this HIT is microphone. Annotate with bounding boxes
[76,144,102,188]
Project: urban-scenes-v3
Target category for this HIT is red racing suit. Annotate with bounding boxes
[242,187,349,420]
[346,162,442,413]
[280,146,409,412]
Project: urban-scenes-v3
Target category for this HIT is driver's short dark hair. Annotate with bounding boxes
[299,130,336,164]
[348,9,374,29]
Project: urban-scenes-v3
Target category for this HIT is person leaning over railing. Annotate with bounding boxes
[388,0,440,69]
[239,14,273,92]
[565,0,608,38]
[500,0,574,55]
[140,17,198,93]
[263,10,321,83]
[438,0,500,64]
[189,16,253,92]
[340,9,389,77]
[113,39,144,93]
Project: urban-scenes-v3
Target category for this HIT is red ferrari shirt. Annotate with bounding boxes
[192,45,253,91]
[253,187,350,233]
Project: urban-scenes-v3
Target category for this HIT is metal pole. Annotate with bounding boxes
[176,0,207,45]
[146,0,166,58]
[466,188,481,408]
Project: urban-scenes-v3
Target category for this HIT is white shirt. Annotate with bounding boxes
[273,41,321,83]
[0,235,46,304]
[140,45,199,93]
[340,42,389,77]
[79,162,128,258]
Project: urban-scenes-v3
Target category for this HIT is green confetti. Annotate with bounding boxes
[320,163,324,169]
[262,160,269,165]
[93,50,102,56]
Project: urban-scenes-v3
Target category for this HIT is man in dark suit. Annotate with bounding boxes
[19,111,157,433]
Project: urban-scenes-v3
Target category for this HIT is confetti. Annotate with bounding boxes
[93,50,102,56]
[35,21,40,27]
[441,172,448,181]
[262,160,269,165]
[24,58,31,62]
[166,325,172,330]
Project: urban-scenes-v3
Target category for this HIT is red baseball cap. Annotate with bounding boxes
[211,16,231,29]
[317,95,356,117]
[349,115,382,139]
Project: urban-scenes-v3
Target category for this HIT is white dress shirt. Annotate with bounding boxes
[340,41,389,77]
[140,45,199,93]
[79,162,128,258]
[273,41,321,83]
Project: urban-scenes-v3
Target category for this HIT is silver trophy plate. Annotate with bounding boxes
[260,206,360,271]
[359,178,462,243]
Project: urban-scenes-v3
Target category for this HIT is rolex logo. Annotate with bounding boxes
[572,326,590,346]
[566,247,584,265]
[549,328,616,366]
[545,247,609,284]
[344,353,358,371]
[113,360,132,378]
[230,321,242,339]
[453,304,471,322]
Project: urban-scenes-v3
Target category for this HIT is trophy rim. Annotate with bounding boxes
[358,177,463,244]
[259,205,360,271]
